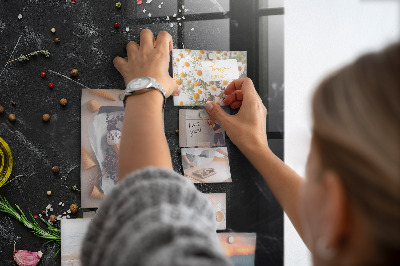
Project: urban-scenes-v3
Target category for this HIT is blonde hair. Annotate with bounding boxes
[312,43,400,264]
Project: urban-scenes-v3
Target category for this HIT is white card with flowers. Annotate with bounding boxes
[173,49,247,106]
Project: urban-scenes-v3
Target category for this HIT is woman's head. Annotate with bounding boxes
[302,43,400,265]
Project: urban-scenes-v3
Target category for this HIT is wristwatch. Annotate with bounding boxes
[119,77,166,109]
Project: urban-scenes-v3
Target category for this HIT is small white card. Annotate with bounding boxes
[199,59,239,82]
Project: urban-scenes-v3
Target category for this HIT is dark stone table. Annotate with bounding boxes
[0,0,284,265]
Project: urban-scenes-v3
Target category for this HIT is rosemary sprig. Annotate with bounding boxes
[0,195,60,244]
[6,50,50,65]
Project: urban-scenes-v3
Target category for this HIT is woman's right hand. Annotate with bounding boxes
[205,78,269,155]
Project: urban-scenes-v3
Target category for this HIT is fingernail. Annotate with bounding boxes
[177,86,182,95]
[205,102,214,112]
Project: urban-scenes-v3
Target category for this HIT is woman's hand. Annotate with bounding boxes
[205,78,269,155]
[188,162,197,168]
[113,29,179,97]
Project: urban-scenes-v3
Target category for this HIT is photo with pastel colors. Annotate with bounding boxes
[205,193,227,230]
[218,233,257,266]
[181,147,231,183]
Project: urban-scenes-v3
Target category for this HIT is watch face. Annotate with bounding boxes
[130,77,151,90]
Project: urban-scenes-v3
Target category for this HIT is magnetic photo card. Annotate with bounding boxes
[179,109,226,148]
[181,147,231,183]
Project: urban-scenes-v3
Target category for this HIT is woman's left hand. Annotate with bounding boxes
[113,29,179,97]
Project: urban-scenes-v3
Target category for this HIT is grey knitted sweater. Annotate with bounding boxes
[81,167,232,266]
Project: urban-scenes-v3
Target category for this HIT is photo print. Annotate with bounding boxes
[218,233,257,266]
[205,193,227,230]
[179,109,226,148]
[172,49,247,106]
[81,89,125,208]
[61,218,92,265]
[181,147,231,183]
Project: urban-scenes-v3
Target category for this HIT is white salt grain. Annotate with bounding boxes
[18,14,22,20]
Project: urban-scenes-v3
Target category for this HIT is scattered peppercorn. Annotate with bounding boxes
[60,98,68,106]
[0,106,4,114]
[8,114,16,122]
[49,83,54,89]
[49,214,57,223]
[51,28,56,33]
[70,204,79,214]
[114,22,120,29]
[52,166,60,173]
[41,210,46,215]
[54,37,60,44]
[70,68,79,77]
[46,190,52,196]
[11,101,16,106]
[43,113,51,122]
[40,72,46,78]
[116,2,121,8]
[175,129,179,134]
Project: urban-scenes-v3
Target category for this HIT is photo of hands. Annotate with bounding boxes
[179,109,226,148]
[181,147,231,183]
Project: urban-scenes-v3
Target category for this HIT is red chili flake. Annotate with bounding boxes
[137,0,142,4]
[114,23,120,29]
[40,72,46,78]
[72,0,76,3]
[49,83,54,89]
[34,215,38,219]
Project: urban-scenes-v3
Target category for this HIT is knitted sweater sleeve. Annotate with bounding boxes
[80,167,232,266]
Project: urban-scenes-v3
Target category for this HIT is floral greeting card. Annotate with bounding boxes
[172,49,247,106]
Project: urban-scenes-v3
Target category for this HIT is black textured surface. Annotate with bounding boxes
[0,1,283,265]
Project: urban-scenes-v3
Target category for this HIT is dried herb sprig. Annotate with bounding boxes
[6,50,51,65]
[0,195,60,245]
[70,184,81,192]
